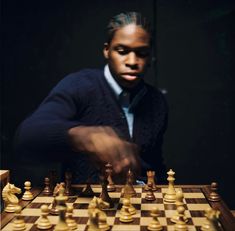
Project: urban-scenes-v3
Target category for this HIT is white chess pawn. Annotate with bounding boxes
[22,181,33,201]
[37,204,52,229]
[66,205,77,230]
[98,212,110,231]
[13,205,26,231]
[147,207,162,231]
[119,198,133,223]
[171,191,188,223]
[174,206,188,231]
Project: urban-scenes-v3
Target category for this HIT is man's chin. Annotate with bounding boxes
[120,78,141,89]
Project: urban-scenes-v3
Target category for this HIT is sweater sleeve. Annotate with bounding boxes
[14,72,89,154]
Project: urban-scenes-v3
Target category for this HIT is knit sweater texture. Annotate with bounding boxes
[15,69,168,183]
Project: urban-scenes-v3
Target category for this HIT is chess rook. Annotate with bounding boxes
[145,171,157,191]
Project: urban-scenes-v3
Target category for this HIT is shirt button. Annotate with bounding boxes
[120,113,125,119]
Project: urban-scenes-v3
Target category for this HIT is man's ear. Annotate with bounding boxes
[103,43,109,59]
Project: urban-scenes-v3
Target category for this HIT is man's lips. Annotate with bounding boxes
[121,73,140,80]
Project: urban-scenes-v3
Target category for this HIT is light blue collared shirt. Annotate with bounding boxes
[104,65,134,137]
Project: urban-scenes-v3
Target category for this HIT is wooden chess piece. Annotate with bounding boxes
[208,182,221,202]
[174,206,188,231]
[13,205,26,231]
[81,178,95,197]
[2,183,22,213]
[105,163,116,192]
[201,208,222,231]
[171,190,188,223]
[145,182,156,201]
[49,169,57,192]
[127,196,136,215]
[88,209,100,231]
[66,205,77,230]
[22,181,33,201]
[64,171,73,196]
[42,177,52,196]
[120,196,136,215]
[119,198,134,223]
[37,204,52,229]
[98,212,110,231]
[50,183,66,215]
[99,175,114,208]
[147,207,162,231]
[122,169,136,198]
[163,169,176,203]
[54,188,69,231]
[145,171,157,191]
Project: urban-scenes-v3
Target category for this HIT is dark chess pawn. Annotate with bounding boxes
[99,175,114,208]
[64,171,74,196]
[49,169,57,192]
[208,182,221,202]
[43,177,52,196]
[145,182,156,201]
[105,163,116,192]
[81,178,95,197]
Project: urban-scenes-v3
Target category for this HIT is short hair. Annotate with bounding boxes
[106,12,152,44]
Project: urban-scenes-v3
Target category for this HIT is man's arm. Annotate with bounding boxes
[14,72,140,173]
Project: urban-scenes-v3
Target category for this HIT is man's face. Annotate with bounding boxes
[103,24,151,89]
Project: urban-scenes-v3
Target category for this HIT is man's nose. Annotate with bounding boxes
[125,52,138,68]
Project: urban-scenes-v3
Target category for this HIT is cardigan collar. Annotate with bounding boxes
[104,65,147,112]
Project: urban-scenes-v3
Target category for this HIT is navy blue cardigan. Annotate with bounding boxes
[15,69,168,183]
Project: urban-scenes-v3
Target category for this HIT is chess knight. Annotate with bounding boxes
[2,183,22,212]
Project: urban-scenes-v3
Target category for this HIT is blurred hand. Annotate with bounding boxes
[68,126,140,174]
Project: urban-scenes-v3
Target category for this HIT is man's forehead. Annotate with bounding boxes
[111,24,151,46]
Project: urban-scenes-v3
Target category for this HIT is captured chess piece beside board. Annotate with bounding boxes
[1,166,235,231]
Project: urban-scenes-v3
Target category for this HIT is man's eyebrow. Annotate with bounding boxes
[114,44,150,50]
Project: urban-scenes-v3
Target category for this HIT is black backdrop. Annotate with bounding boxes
[1,0,235,208]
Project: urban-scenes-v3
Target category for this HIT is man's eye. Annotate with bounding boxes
[117,49,128,55]
[136,50,150,58]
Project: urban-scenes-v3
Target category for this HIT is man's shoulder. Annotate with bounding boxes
[53,68,104,91]
[144,83,165,98]
[144,83,168,109]
[63,68,104,82]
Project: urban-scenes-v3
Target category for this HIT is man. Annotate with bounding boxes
[14,12,168,184]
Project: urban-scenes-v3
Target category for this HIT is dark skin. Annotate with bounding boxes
[68,24,151,175]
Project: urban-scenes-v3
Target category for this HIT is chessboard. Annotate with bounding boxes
[1,184,235,231]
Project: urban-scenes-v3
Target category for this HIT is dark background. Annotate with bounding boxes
[1,0,235,208]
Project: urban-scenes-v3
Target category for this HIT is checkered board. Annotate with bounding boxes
[0,185,224,231]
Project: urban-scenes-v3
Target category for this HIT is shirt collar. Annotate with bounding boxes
[104,64,148,112]
[104,65,122,99]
